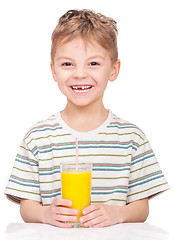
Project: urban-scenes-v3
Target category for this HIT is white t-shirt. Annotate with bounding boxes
[5,110,169,206]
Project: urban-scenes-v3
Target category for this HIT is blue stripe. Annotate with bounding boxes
[132,154,155,165]
[25,126,63,140]
[129,175,164,189]
[41,193,61,198]
[93,168,130,172]
[15,158,38,167]
[92,190,127,194]
[107,125,138,130]
[37,145,138,154]
[39,171,60,176]
[16,154,38,165]
[80,145,138,150]
[39,167,130,175]
[41,190,127,198]
[9,179,39,188]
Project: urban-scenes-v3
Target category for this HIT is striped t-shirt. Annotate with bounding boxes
[5,110,169,206]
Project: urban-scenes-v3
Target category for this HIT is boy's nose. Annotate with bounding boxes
[72,67,88,79]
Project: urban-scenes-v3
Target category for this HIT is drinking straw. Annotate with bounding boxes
[75,137,79,171]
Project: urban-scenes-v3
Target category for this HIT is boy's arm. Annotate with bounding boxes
[20,199,46,224]
[121,198,149,223]
[20,198,149,228]
[20,198,78,228]
[79,198,149,228]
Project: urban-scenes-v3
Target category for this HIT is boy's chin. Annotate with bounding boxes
[66,95,104,109]
[67,99,95,108]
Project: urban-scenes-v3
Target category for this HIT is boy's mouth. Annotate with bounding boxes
[70,85,93,93]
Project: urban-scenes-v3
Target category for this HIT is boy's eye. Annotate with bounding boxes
[62,62,72,66]
[90,62,99,66]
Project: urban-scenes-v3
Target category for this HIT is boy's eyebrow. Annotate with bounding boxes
[56,56,73,61]
[56,55,105,61]
[87,55,105,60]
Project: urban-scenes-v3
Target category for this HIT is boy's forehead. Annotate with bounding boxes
[55,36,107,55]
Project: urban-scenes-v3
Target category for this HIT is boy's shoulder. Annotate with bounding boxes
[110,111,141,129]
[24,113,61,141]
[108,111,146,140]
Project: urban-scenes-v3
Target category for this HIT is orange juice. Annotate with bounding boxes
[61,170,92,222]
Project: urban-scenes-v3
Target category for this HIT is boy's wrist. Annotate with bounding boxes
[112,205,126,224]
[118,205,128,223]
[41,205,49,224]
[117,204,134,223]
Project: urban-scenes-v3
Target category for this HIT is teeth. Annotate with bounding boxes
[72,86,78,90]
[71,85,92,92]
[74,89,89,93]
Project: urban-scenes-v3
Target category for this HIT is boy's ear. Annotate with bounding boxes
[50,61,57,82]
[109,59,121,82]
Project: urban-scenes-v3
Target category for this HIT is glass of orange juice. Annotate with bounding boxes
[60,162,92,228]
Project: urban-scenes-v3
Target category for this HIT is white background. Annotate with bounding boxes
[0,0,173,237]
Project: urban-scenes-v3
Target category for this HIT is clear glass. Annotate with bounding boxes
[60,162,92,228]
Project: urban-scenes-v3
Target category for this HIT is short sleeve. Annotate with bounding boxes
[4,139,41,204]
[127,132,169,203]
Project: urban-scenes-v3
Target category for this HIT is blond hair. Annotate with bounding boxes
[51,9,118,65]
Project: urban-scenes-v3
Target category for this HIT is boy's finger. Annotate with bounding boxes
[56,213,77,222]
[80,208,101,224]
[54,220,72,228]
[83,215,106,228]
[54,198,72,207]
[82,204,100,215]
[56,206,78,216]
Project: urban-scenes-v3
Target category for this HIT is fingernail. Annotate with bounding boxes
[79,217,83,222]
[82,210,86,214]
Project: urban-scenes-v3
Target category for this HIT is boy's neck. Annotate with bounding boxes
[60,100,109,132]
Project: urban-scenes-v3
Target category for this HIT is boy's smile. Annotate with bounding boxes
[51,37,120,108]
[70,85,93,94]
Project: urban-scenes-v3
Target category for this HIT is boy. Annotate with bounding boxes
[5,9,169,228]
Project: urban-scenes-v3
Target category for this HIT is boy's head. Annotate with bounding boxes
[51,9,118,65]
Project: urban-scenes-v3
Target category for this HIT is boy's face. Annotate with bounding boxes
[51,37,120,108]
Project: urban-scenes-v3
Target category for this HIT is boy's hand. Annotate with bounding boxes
[79,203,122,228]
[79,198,149,228]
[44,198,78,228]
